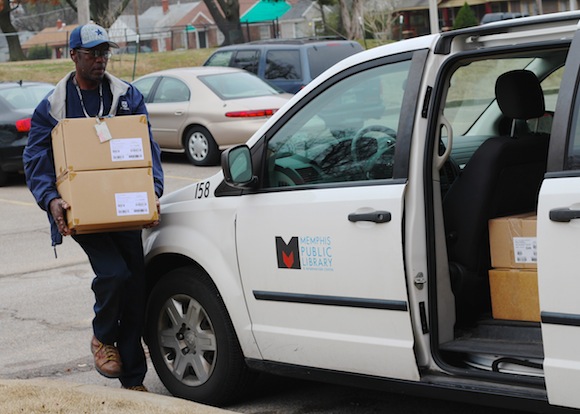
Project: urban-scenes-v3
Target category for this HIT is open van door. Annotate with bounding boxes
[537,29,580,410]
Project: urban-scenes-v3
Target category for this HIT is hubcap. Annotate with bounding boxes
[158,295,217,386]
[188,132,208,161]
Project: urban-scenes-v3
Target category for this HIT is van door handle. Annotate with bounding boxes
[549,208,580,222]
[348,211,391,223]
[174,111,184,116]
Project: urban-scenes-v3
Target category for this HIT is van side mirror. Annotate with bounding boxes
[221,145,257,189]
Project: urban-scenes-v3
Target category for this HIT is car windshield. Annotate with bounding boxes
[0,84,53,110]
[200,72,284,99]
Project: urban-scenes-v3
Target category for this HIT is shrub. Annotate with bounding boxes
[27,45,52,60]
[453,2,479,30]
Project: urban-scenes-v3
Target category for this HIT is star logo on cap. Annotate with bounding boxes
[95,28,103,36]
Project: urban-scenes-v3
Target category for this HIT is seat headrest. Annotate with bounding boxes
[495,70,545,120]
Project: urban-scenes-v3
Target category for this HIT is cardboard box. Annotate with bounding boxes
[489,269,540,322]
[489,212,537,269]
[52,115,152,177]
[57,167,158,234]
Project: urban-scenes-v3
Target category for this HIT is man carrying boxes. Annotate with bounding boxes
[23,24,164,392]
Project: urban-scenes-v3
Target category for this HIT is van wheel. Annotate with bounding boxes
[146,267,254,406]
[184,126,220,166]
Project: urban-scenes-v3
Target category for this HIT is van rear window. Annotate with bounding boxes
[308,44,362,78]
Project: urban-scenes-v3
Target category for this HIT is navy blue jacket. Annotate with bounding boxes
[23,71,164,246]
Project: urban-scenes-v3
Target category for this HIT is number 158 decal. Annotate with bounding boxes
[194,181,211,199]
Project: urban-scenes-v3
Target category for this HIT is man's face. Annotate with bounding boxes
[71,45,111,85]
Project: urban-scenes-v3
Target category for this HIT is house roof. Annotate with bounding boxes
[110,1,200,40]
[142,2,200,30]
[22,24,79,50]
[280,0,314,20]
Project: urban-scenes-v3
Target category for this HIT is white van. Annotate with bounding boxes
[144,11,580,412]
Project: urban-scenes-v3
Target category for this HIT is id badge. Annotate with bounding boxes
[95,119,113,143]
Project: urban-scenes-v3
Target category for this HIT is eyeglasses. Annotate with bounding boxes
[76,48,112,59]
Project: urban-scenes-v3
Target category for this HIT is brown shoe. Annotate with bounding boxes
[90,335,122,378]
[123,385,148,392]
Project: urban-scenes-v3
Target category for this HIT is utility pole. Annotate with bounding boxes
[133,0,140,36]
[132,0,140,81]
[78,0,90,24]
[429,0,439,34]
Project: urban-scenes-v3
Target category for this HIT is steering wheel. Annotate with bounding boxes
[351,125,397,178]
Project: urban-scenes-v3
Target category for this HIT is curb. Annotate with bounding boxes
[0,378,234,414]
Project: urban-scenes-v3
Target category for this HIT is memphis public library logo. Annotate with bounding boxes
[275,236,334,271]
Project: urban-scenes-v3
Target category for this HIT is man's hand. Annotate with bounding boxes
[144,196,161,229]
[49,198,75,236]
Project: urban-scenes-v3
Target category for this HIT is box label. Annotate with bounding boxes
[513,237,537,263]
[110,138,145,162]
[115,192,149,216]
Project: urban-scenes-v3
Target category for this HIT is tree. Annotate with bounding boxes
[363,0,404,42]
[315,0,335,36]
[13,2,76,32]
[338,0,363,40]
[63,0,132,27]
[1,0,133,61]
[202,0,242,45]
[453,2,478,30]
[0,0,26,61]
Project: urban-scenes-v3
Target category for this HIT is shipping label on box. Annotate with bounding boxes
[489,212,537,269]
[52,115,152,177]
[57,167,158,234]
[489,269,540,322]
[110,138,146,162]
[115,192,149,216]
[513,237,537,264]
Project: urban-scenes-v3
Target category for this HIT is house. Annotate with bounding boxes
[109,0,201,52]
[278,0,333,39]
[396,0,578,37]
[35,0,336,56]
[21,20,77,59]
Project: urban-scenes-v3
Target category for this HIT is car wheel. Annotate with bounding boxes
[146,266,254,406]
[184,126,220,166]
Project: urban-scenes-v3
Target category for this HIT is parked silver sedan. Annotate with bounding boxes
[133,67,293,166]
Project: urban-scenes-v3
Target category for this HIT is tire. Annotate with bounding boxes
[146,266,254,406]
[184,126,220,166]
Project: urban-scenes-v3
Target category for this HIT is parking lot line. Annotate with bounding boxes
[0,198,35,207]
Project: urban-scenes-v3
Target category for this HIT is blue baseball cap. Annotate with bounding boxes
[69,24,119,49]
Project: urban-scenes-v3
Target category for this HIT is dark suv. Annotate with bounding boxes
[203,38,363,93]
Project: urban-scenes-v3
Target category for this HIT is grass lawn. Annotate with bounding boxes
[0,48,216,84]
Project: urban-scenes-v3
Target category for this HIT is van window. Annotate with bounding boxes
[232,50,260,74]
[265,50,301,80]
[204,50,233,67]
[264,60,409,187]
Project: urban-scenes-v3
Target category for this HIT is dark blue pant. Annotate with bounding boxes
[73,230,147,387]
